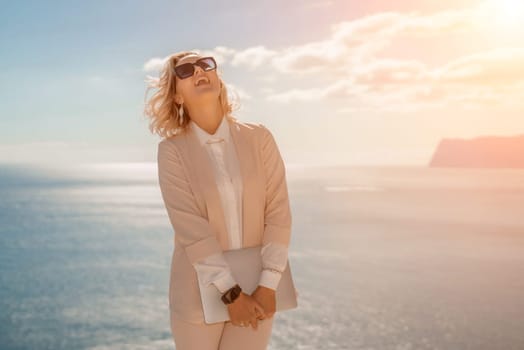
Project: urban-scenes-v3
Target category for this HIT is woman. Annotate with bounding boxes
[143,50,293,349]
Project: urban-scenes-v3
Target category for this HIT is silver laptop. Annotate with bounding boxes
[197,245,298,324]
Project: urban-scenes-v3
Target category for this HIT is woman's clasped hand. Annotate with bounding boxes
[226,286,276,330]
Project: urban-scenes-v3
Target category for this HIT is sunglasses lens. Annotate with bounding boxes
[174,63,194,79]
[174,57,217,79]
[197,57,217,71]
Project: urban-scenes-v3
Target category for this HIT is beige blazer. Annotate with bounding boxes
[157,116,292,324]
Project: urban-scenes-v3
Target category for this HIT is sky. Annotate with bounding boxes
[1,0,523,166]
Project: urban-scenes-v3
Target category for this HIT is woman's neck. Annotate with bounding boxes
[188,101,224,135]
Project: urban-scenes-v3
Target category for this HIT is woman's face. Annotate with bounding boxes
[174,54,221,107]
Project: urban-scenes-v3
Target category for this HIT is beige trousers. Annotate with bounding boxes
[170,311,275,350]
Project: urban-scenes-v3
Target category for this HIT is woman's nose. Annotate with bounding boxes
[193,65,205,75]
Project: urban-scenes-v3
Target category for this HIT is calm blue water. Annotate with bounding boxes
[1,163,523,350]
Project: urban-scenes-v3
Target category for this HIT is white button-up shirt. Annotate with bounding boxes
[190,116,288,293]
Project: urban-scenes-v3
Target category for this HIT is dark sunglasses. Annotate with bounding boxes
[173,56,217,79]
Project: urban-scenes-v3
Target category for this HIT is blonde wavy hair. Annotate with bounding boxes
[143,50,240,139]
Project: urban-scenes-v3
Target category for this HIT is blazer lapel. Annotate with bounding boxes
[182,125,230,251]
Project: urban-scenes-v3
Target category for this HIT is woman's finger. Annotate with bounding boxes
[253,301,266,318]
[255,307,266,320]
[249,317,258,330]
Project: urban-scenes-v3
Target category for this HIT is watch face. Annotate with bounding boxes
[222,291,232,304]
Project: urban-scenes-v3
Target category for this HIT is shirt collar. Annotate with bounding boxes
[190,116,230,147]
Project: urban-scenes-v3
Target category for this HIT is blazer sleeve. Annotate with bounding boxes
[259,124,292,253]
[157,139,229,267]
[194,253,238,294]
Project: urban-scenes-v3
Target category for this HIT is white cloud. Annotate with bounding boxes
[142,3,524,112]
[266,87,327,102]
[434,47,524,85]
[143,57,167,73]
[225,82,252,100]
[352,59,429,87]
[230,45,277,69]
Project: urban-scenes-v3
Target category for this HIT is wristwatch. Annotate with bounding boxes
[221,284,242,305]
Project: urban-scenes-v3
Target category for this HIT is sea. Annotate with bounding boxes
[1,162,523,350]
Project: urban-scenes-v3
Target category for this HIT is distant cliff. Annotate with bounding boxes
[429,135,524,168]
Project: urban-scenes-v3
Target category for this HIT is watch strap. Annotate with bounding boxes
[221,284,242,305]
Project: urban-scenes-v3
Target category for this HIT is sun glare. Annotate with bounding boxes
[480,0,524,30]
[498,0,524,24]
